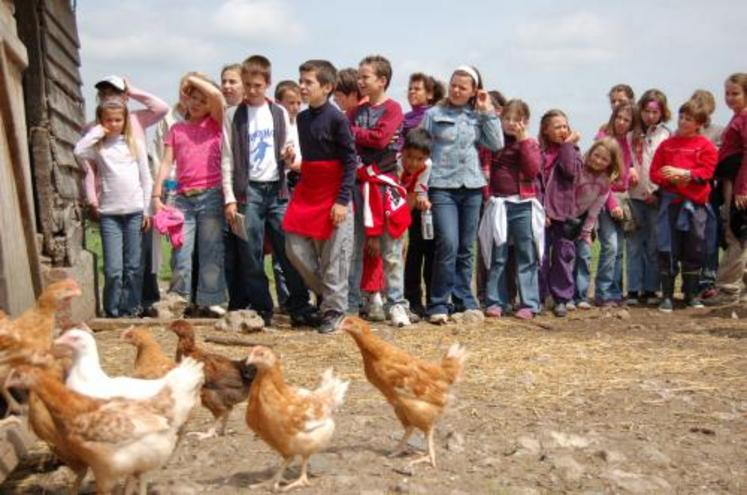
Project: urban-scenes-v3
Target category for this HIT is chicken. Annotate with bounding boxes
[341,316,466,468]
[169,319,257,439]
[0,279,81,414]
[245,345,349,491]
[6,358,203,494]
[121,326,175,379]
[56,327,196,401]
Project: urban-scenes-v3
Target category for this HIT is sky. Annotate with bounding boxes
[75,0,744,148]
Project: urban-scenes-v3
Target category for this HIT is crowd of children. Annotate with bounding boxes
[76,58,747,333]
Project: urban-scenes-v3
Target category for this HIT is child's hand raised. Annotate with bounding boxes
[514,121,529,141]
[475,90,494,114]
[565,130,581,144]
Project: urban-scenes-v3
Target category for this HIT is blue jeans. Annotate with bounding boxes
[574,238,592,303]
[595,209,625,302]
[485,202,540,313]
[626,198,660,294]
[428,187,482,315]
[100,212,143,317]
[171,188,226,305]
[240,181,310,315]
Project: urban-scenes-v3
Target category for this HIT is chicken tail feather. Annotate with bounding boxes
[316,368,349,411]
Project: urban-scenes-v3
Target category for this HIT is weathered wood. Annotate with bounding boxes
[86,318,221,332]
[42,0,79,46]
[41,8,79,62]
[51,164,82,201]
[28,127,58,248]
[49,111,82,149]
[43,29,79,70]
[46,80,84,130]
[44,56,82,100]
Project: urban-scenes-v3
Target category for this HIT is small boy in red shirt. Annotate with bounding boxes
[650,99,718,312]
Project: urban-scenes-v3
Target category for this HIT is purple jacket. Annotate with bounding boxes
[543,142,584,222]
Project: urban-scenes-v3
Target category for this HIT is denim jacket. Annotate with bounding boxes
[421,104,503,189]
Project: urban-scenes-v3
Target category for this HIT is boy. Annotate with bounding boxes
[401,128,433,318]
[649,99,718,312]
[221,55,315,327]
[334,68,363,112]
[283,59,358,334]
[348,55,406,325]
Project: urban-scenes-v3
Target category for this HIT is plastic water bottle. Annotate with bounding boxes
[421,209,434,240]
[164,178,178,205]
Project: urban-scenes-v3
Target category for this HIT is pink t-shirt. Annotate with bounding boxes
[165,116,222,192]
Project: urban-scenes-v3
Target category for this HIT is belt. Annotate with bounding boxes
[181,188,210,197]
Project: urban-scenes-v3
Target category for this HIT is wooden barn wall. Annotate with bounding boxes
[0,0,40,315]
[15,0,85,268]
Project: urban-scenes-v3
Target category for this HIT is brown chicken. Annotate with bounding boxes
[121,326,175,379]
[342,316,467,468]
[7,358,204,495]
[245,345,349,491]
[169,319,256,439]
[0,279,81,414]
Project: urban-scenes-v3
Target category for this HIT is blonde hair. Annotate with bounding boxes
[95,97,138,158]
[726,73,747,96]
[585,137,623,183]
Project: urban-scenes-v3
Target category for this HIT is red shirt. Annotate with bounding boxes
[650,134,718,205]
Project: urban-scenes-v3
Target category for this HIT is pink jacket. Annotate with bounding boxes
[152,206,185,248]
[83,85,168,207]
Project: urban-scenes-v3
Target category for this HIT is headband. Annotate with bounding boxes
[454,65,480,86]
[645,100,661,112]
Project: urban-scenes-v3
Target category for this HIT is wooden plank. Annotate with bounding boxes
[13,0,46,127]
[41,7,79,59]
[46,80,84,129]
[44,54,81,95]
[51,139,77,170]
[28,127,57,253]
[49,113,81,148]
[43,31,79,70]
[42,0,79,45]
[87,317,222,332]
[52,164,82,201]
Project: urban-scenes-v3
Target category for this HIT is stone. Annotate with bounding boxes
[603,469,673,494]
[640,445,672,467]
[616,309,631,320]
[214,309,264,333]
[450,310,485,324]
[148,480,202,495]
[548,431,592,449]
[153,292,189,319]
[548,453,585,482]
[445,431,465,452]
[516,436,542,457]
[43,251,97,320]
[595,449,627,464]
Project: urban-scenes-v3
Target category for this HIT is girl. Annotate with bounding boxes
[626,89,671,306]
[705,73,747,306]
[402,72,444,317]
[479,99,543,319]
[74,98,153,317]
[220,63,244,107]
[153,74,227,315]
[420,65,503,324]
[594,102,638,306]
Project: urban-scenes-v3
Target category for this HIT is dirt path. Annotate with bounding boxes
[5,305,747,494]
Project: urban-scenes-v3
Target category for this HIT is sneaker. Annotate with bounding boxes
[686,298,705,309]
[258,310,273,327]
[290,308,322,328]
[644,292,660,305]
[366,301,386,322]
[389,304,411,328]
[553,303,568,317]
[318,310,344,334]
[209,305,227,317]
[485,305,502,318]
[566,301,577,311]
[577,300,592,310]
[406,307,421,323]
[624,295,640,306]
[429,313,449,325]
[703,291,740,307]
[658,298,673,313]
[514,308,534,320]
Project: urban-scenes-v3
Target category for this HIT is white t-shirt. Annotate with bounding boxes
[248,103,279,181]
[92,136,149,215]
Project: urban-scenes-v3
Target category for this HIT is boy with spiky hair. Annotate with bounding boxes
[283,60,358,334]
[221,54,315,327]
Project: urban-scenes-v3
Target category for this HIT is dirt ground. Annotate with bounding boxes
[4,303,747,494]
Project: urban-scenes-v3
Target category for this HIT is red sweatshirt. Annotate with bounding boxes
[649,134,718,205]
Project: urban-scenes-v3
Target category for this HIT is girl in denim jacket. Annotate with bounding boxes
[420,65,503,324]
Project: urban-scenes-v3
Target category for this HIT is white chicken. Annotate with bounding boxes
[56,327,182,400]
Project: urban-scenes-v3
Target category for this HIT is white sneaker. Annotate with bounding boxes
[389,304,411,328]
[209,305,227,316]
[429,313,448,325]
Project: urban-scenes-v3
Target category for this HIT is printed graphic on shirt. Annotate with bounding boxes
[248,104,279,181]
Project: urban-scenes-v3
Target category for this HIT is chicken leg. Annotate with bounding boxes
[407,428,437,469]
[188,412,229,440]
[249,456,292,491]
[388,425,415,458]
[279,457,311,492]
